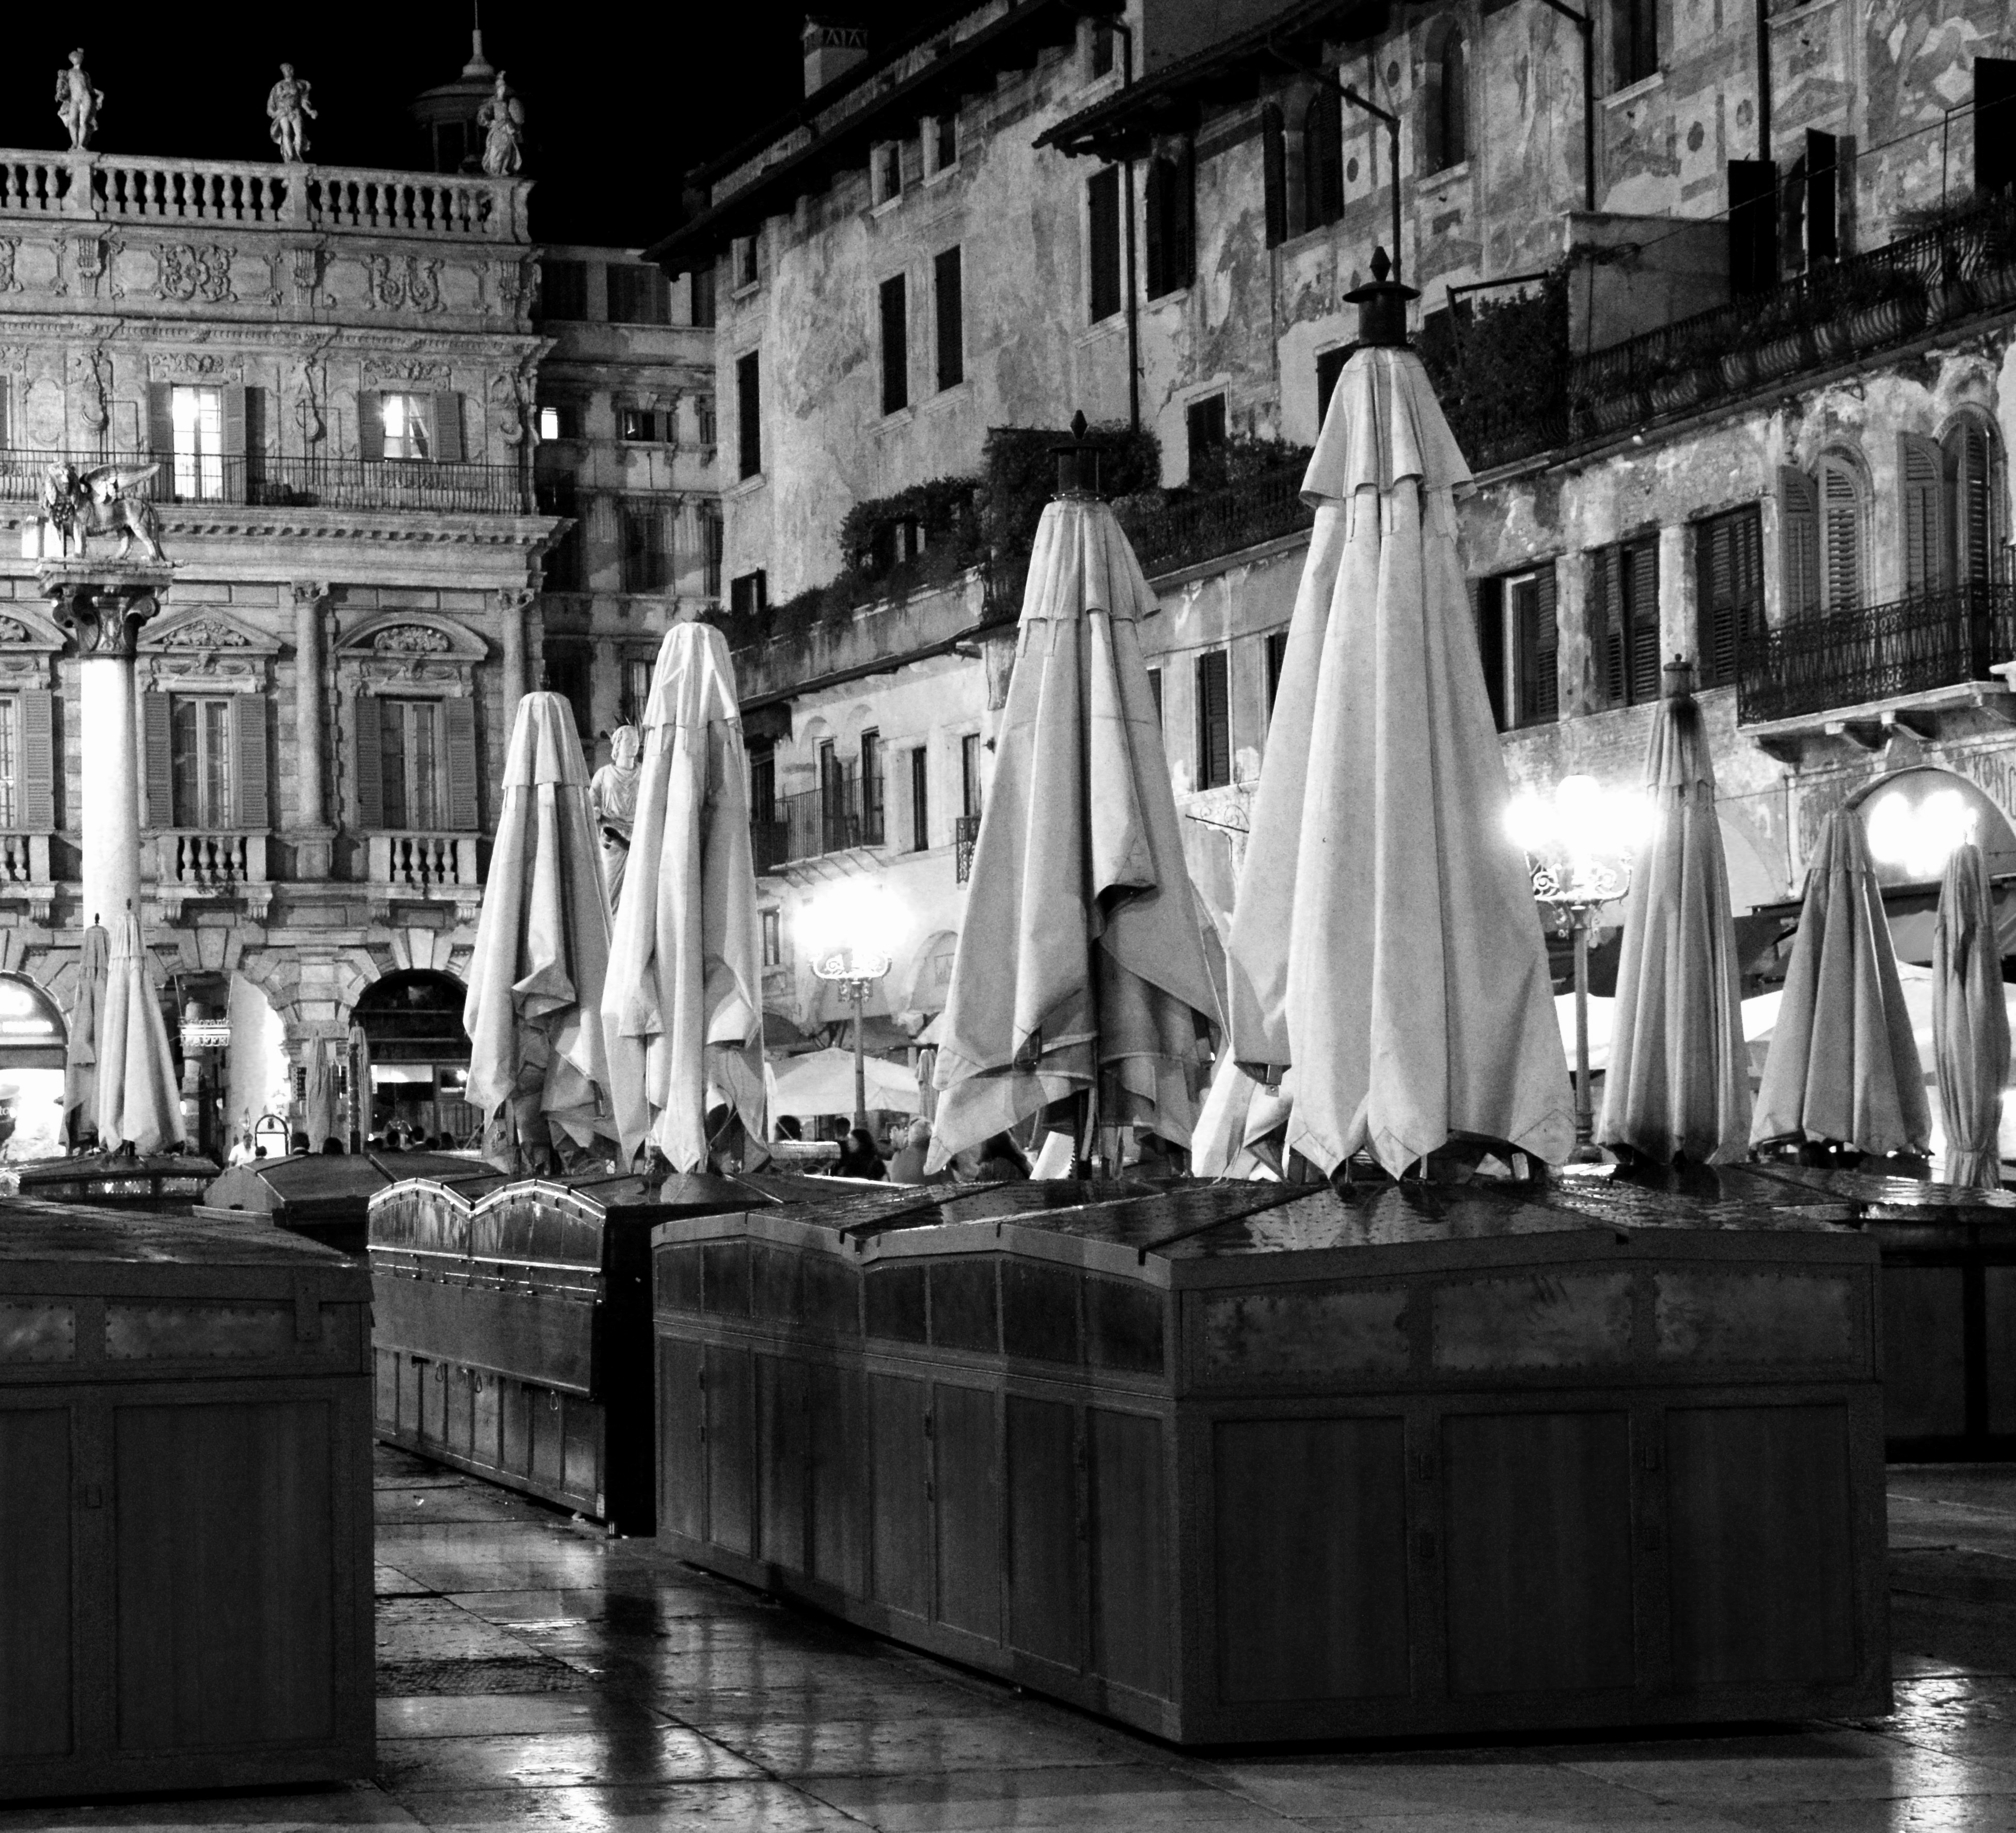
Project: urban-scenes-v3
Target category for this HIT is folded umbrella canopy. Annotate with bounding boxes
[926,478,1219,1171]
[348,1021,373,1149]
[1220,292,1572,1178]
[465,691,617,1172]
[62,920,108,1148]
[1596,688,1752,1164]
[602,620,767,1173]
[770,1046,920,1119]
[302,1032,337,1151]
[1752,808,1929,1155]
[1933,840,2009,1188]
[94,908,185,1155]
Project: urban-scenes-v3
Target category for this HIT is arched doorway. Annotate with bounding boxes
[0,972,67,1160]
[351,969,472,1145]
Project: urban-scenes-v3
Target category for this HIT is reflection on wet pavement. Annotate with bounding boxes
[13,1448,2016,1829]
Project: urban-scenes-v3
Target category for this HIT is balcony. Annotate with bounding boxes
[751,773,885,877]
[1570,196,2016,445]
[0,833,54,918]
[1737,584,2016,743]
[0,448,530,518]
[1120,467,1313,580]
[366,832,482,917]
[0,149,526,242]
[954,814,980,885]
[155,831,270,918]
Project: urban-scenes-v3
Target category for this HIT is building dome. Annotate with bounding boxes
[409,28,496,174]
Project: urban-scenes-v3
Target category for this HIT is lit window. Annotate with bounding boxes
[381,392,433,461]
[171,385,224,502]
[762,908,782,967]
[619,406,660,443]
[538,405,562,442]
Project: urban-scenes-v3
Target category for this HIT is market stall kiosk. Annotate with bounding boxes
[651,1175,1888,1742]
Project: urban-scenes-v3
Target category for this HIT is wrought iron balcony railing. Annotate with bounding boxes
[1120,466,1313,578]
[0,447,531,517]
[954,813,981,885]
[750,770,886,874]
[1736,582,2016,727]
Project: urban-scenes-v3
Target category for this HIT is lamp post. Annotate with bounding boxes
[1507,775,1652,1162]
[801,883,900,1130]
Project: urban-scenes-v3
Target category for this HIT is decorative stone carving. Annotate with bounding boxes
[44,573,166,661]
[293,355,326,446]
[152,351,242,381]
[72,236,109,298]
[157,244,234,304]
[364,357,452,385]
[372,624,452,655]
[292,581,329,610]
[74,347,111,432]
[477,73,525,177]
[41,463,166,564]
[55,49,103,151]
[364,256,444,313]
[0,241,19,294]
[162,617,251,649]
[0,619,35,644]
[266,64,317,163]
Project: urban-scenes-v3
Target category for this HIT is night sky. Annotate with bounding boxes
[0,3,919,249]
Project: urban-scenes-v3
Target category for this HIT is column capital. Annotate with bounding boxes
[42,562,171,660]
[291,580,331,610]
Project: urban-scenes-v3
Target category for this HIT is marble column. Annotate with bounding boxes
[48,572,165,930]
[500,587,531,711]
[292,582,334,878]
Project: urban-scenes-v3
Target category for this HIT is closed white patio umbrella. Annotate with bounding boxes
[95,908,185,1156]
[771,1046,920,1119]
[62,919,108,1149]
[602,620,767,1173]
[302,1032,337,1151]
[1932,841,2009,1188]
[1220,260,1572,1178]
[1752,808,1929,1156]
[927,422,1219,1172]
[464,691,617,1172]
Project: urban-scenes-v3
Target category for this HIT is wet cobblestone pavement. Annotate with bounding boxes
[10,1448,2016,1829]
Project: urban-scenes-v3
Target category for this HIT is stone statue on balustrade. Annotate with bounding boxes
[55,49,103,152]
[265,64,317,164]
[41,462,166,565]
[589,725,641,913]
[477,73,525,177]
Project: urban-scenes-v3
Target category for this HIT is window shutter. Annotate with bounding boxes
[1472,576,1506,731]
[1948,418,1997,586]
[1779,467,1821,617]
[1727,159,1778,293]
[233,693,269,832]
[19,690,55,832]
[1597,546,1626,707]
[146,383,175,460]
[1627,538,1661,704]
[1819,458,1862,610]
[1900,433,1944,594]
[1263,104,1287,248]
[1143,159,1167,297]
[432,393,466,464]
[444,695,479,831]
[1806,130,1838,261]
[934,245,963,391]
[1697,517,1735,687]
[142,692,174,831]
[1532,566,1560,720]
[0,375,9,448]
[1977,57,2016,195]
[1306,88,1343,229]
[219,382,248,504]
[351,693,384,831]
[357,390,384,463]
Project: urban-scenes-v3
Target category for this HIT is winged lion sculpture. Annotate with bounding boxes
[41,461,167,563]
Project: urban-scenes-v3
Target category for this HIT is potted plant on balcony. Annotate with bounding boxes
[1839,255,1927,351]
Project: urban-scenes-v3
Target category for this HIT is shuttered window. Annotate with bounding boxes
[169,696,232,828]
[1901,434,1945,595]
[1595,537,1661,707]
[1818,454,1864,611]
[355,697,475,832]
[1196,649,1232,788]
[1144,145,1196,298]
[736,351,762,480]
[1302,86,1344,232]
[1088,166,1122,322]
[1473,576,1507,730]
[2,693,55,833]
[1779,466,1821,618]
[934,247,964,391]
[1262,104,1288,247]
[1316,344,1351,430]
[1944,415,2002,587]
[621,503,670,593]
[909,746,929,852]
[1695,507,1762,689]
[1265,630,1288,723]
[1512,568,1560,724]
[879,274,908,416]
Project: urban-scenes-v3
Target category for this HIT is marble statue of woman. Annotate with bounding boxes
[266,64,318,164]
[55,49,103,152]
[589,726,642,913]
[477,73,525,178]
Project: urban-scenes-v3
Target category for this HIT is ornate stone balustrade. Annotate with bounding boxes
[156,831,271,918]
[0,150,529,243]
[366,832,482,919]
[0,834,54,918]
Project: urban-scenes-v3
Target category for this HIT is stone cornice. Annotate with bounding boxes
[0,506,559,548]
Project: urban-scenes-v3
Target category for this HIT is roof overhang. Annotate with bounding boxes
[1035,0,1390,161]
[646,0,1119,272]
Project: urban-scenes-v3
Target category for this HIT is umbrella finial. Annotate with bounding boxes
[1052,410,1101,499]
[1345,245,1419,348]
[1662,655,1697,699]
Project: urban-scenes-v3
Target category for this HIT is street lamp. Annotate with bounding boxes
[1507,774,1654,1162]
[801,881,900,1130]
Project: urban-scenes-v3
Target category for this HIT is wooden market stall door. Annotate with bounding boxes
[0,1409,71,1761]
